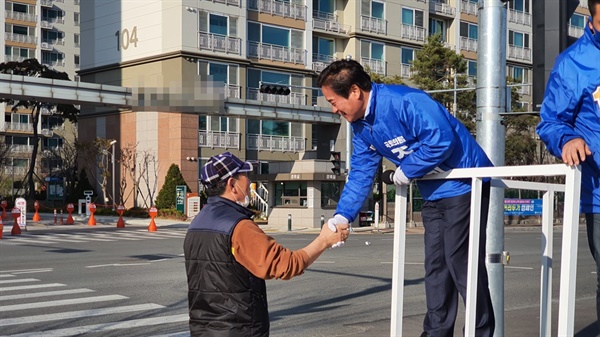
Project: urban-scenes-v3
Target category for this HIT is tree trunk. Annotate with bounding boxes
[27,104,41,201]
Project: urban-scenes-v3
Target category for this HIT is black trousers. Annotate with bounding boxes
[421,182,495,337]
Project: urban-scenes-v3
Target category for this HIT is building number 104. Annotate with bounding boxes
[115,26,139,51]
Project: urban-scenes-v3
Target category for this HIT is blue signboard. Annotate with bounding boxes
[504,199,543,216]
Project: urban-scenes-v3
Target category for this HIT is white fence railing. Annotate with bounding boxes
[246,134,305,152]
[198,32,241,55]
[360,15,387,34]
[248,42,306,65]
[390,164,581,337]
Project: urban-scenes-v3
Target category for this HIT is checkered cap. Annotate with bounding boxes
[200,152,253,187]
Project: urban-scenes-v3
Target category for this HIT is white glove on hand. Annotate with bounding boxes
[393,167,411,186]
[327,214,349,249]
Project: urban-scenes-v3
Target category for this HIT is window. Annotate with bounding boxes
[468,60,477,77]
[509,0,530,13]
[402,8,424,27]
[275,181,308,207]
[74,34,80,47]
[74,12,79,25]
[248,22,302,48]
[42,115,63,129]
[361,0,384,18]
[313,37,334,58]
[74,55,80,66]
[12,25,29,36]
[199,12,238,37]
[460,22,478,39]
[247,68,302,92]
[43,138,63,148]
[321,182,341,207]
[247,118,302,137]
[199,116,238,133]
[401,47,414,65]
[360,40,384,60]
[313,0,334,14]
[508,65,529,83]
[509,30,529,48]
[429,18,446,39]
[5,46,34,58]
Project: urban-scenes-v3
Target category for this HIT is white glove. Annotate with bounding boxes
[393,167,411,186]
[327,214,348,249]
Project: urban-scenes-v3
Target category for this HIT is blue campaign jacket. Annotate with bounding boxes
[336,83,493,222]
[536,24,600,213]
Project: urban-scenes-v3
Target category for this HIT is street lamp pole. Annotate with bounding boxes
[109,140,117,211]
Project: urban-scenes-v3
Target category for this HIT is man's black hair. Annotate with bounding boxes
[590,0,600,16]
[317,59,372,99]
[203,173,244,197]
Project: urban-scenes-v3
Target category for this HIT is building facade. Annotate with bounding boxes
[1,0,80,199]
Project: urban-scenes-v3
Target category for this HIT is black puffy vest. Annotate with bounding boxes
[184,196,269,337]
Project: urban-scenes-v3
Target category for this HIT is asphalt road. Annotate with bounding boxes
[0,225,599,337]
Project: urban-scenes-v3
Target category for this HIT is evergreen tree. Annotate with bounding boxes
[155,164,190,209]
[68,169,95,203]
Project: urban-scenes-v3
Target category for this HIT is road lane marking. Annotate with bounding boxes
[0,278,39,285]
[134,229,187,237]
[1,238,58,244]
[113,232,169,240]
[3,314,190,337]
[0,275,16,278]
[149,332,190,337]
[0,303,165,327]
[380,262,424,265]
[0,283,65,292]
[53,233,114,242]
[0,268,52,274]
[87,233,140,241]
[0,288,95,301]
[0,294,128,312]
[20,234,87,243]
[85,263,151,268]
[505,266,534,270]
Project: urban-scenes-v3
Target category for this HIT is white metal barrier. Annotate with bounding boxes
[390,164,581,336]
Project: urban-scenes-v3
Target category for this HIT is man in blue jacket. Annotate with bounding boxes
[318,59,495,337]
[536,0,600,328]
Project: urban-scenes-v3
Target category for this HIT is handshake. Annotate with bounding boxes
[327,214,350,249]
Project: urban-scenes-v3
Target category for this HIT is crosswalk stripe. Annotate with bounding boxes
[0,278,39,285]
[0,288,95,301]
[88,233,140,241]
[19,234,86,243]
[149,332,190,337]
[134,230,187,238]
[0,283,65,292]
[0,294,128,312]
[3,314,190,337]
[52,233,114,242]
[0,275,16,278]
[1,237,58,244]
[0,269,52,274]
[0,303,164,327]
[112,232,169,240]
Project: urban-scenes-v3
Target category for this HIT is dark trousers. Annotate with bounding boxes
[421,182,495,337]
[585,213,600,330]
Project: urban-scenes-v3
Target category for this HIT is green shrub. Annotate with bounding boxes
[155,164,190,209]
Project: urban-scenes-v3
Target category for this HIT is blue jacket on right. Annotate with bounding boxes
[536,23,600,214]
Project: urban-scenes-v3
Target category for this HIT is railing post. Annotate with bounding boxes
[320,215,325,229]
[287,214,292,232]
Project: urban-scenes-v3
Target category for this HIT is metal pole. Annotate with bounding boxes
[320,215,325,228]
[477,1,507,336]
[111,142,116,210]
[288,214,292,231]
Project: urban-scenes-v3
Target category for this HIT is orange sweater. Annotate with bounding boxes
[231,219,310,280]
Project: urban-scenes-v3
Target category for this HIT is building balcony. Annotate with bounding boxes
[247,88,307,105]
[247,134,306,152]
[401,64,414,79]
[401,24,426,42]
[508,9,531,26]
[516,84,531,96]
[248,41,307,65]
[508,45,531,62]
[568,25,584,38]
[461,1,478,15]
[360,16,387,35]
[40,0,53,7]
[3,166,28,176]
[460,37,478,52]
[360,58,386,76]
[579,0,588,9]
[6,122,34,132]
[208,0,241,5]
[42,60,66,68]
[198,131,241,149]
[5,55,27,62]
[313,11,350,35]
[430,1,456,17]
[5,11,37,23]
[41,17,65,26]
[248,0,307,21]
[11,145,34,153]
[5,33,37,45]
[225,84,241,99]
[312,54,336,73]
[198,32,241,55]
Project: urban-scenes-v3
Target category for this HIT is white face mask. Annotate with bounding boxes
[234,182,250,208]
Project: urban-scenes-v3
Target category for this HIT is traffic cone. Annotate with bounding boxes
[32,201,41,222]
[148,218,157,232]
[0,217,4,239]
[88,203,97,226]
[116,205,125,228]
[148,207,158,232]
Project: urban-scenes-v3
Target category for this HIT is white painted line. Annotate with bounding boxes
[0,288,95,301]
[0,294,128,312]
[0,268,52,274]
[85,263,151,268]
[88,233,140,241]
[113,232,169,240]
[4,314,190,337]
[20,234,86,243]
[313,261,335,264]
[149,332,190,337]
[1,238,58,244]
[53,233,113,242]
[178,254,185,257]
[7,269,53,275]
[0,303,164,327]
[0,275,16,278]
[505,266,534,270]
[0,278,39,285]
[134,229,187,237]
[0,283,65,292]
[381,262,424,265]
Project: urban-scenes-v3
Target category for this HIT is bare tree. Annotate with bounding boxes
[138,150,159,208]
[119,143,140,207]
[41,130,78,199]
[0,138,12,197]
[77,138,113,205]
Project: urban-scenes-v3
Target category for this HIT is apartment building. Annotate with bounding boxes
[77,0,588,227]
[1,0,80,198]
